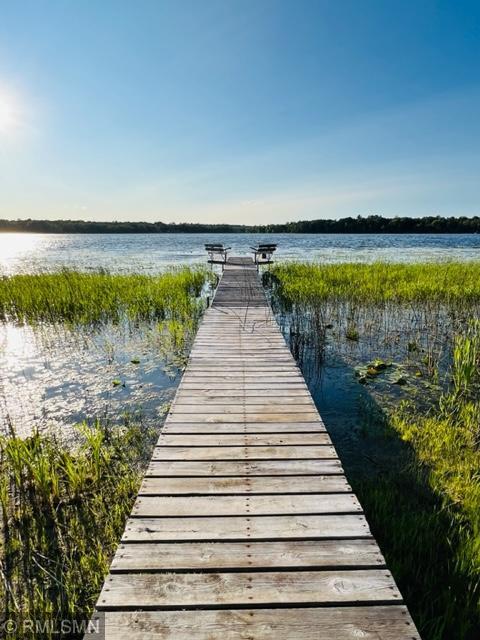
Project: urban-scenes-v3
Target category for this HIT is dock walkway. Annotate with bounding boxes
[92,258,420,639]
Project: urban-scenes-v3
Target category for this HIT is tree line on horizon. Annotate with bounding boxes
[0,215,479,234]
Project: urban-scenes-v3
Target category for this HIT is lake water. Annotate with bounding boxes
[1,232,479,274]
[0,321,180,438]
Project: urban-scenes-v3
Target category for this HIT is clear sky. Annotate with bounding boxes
[0,0,479,224]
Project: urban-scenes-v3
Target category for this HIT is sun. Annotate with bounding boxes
[0,94,18,133]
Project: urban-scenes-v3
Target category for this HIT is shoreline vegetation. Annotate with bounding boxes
[1,214,480,234]
[0,268,210,325]
[265,262,480,640]
[0,262,479,639]
[1,419,154,637]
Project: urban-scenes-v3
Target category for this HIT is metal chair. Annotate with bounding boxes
[250,243,277,267]
[205,244,231,269]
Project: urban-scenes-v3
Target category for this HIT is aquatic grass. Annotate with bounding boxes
[0,268,214,371]
[0,418,155,639]
[266,261,480,306]
[0,268,212,325]
[384,327,480,639]
[265,261,480,382]
[450,321,480,405]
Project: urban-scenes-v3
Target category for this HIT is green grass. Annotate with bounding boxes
[0,419,154,639]
[0,268,211,325]
[266,261,480,306]
[266,261,480,640]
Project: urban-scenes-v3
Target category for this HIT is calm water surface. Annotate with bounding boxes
[1,232,479,274]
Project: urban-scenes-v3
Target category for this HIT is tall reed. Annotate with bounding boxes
[0,419,154,639]
[0,268,211,325]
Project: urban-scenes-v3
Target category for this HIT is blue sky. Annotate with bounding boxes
[0,0,479,224]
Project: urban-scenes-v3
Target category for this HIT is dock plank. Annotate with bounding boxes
[139,475,349,494]
[110,539,384,572]
[157,434,330,446]
[151,445,338,460]
[97,569,401,609]
[99,607,420,640]
[146,459,343,476]
[131,493,362,517]
[162,423,327,433]
[121,514,371,542]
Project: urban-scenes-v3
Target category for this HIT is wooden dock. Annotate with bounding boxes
[91,258,421,639]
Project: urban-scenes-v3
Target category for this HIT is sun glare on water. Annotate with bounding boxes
[0,234,42,274]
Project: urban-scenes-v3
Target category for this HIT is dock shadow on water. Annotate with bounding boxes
[268,281,480,640]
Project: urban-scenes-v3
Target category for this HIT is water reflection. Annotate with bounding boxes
[0,321,179,438]
[271,299,458,471]
[0,233,43,273]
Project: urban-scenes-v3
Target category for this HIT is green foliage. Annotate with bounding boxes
[0,268,210,325]
[267,261,480,306]
[386,324,480,638]
[0,420,154,639]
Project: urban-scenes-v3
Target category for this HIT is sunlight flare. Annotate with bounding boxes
[0,89,20,134]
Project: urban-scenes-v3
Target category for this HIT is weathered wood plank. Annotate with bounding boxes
[173,389,312,397]
[178,384,308,390]
[180,378,305,385]
[146,459,343,476]
[131,493,362,517]
[97,569,401,609]
[139,475,349,494]
[151,445,337,460]
[173,395,313,404]
[110,539,384,572]
[180,371,302,376]
[190,344,288,353]
[122,514,371,542]
[99,606,420,640]
[162,423,327,433]
[170,406,318,416]
[185,364,297,369]
[167,413,320,423]
[157,434,330,446]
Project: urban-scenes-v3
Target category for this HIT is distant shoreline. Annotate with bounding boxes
[1,215,479,234]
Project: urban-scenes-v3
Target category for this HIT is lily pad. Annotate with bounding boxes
[370,359,391,371]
